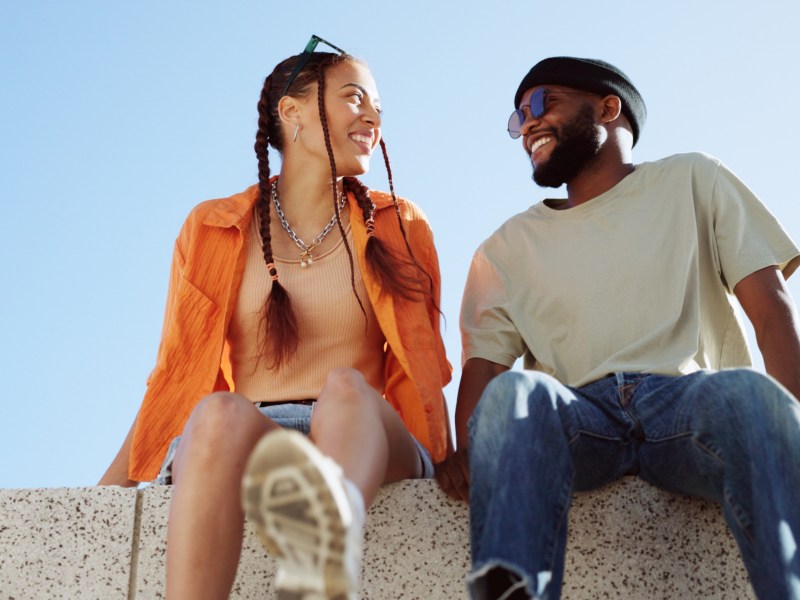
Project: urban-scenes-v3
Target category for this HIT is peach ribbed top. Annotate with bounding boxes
[227,214,385,401]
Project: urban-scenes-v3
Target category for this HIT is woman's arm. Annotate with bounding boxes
[97,415,140,487]
[98,214,191,485]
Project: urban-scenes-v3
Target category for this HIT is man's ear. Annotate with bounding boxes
[600,95,623,124]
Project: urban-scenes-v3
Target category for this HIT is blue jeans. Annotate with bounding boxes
[468,369,800,600]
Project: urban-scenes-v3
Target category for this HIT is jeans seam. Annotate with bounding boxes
[692,437,755,546]
[724,488,756,547]
[573,429,624,443]
[690,437,726,466]
[543,477,572,590]
[647,431,694,443]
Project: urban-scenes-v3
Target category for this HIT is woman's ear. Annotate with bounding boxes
[277,95,302,129]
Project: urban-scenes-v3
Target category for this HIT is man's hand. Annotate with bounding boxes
[435,448,470,502]
[436,358,510,502]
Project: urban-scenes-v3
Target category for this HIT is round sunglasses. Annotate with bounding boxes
[507,88,597,139]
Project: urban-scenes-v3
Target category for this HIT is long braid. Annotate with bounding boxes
[316,61,367,318]
[255,75,298,368]
[344,175,431,300]
[379,138,418,263]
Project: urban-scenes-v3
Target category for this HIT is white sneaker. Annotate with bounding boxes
[242,429,364,600]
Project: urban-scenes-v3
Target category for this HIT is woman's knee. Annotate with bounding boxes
[317,369,374,407]
[322,368,369,394]
[184,392,259,447]
[172,392,268,480]
[312,369,380,425]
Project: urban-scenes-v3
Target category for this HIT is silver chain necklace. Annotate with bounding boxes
[271,180,347,268]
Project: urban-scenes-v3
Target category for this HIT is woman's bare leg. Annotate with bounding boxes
[166,392,277,600]
[310,368,422,506]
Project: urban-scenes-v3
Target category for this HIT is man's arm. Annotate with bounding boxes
[734,265,800,400]
[435,358,509,501]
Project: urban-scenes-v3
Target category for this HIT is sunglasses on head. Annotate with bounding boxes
[507,88,597,139]
[282,34,348,97]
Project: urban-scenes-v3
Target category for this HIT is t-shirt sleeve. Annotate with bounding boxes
[711,160,800,290]
[460,246,526,368]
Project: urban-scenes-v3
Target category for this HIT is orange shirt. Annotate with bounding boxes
[129,183,452,481]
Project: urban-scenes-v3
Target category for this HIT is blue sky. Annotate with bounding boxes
[2,1,798,488]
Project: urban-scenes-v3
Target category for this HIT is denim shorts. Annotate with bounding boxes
[153,401,434,484]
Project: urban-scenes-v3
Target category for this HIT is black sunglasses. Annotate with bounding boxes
[507,88,597,139]
[282,35,348,97]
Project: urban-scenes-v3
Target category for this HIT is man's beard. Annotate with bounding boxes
[532,105,601,188]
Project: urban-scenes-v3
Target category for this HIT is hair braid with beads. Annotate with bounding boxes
[253,73,298,369]
[253,51,434,367]
[343,176,432,300]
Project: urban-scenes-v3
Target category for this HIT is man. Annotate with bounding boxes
[436,57,800,600]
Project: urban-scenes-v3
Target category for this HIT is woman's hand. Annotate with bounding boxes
[97,473,139,487]
[97,415,140,488]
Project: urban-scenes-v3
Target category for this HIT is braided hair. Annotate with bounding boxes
[254,52,432,368]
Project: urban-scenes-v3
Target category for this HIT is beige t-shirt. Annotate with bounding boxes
[228,216,386,401]
[461,152,800,388]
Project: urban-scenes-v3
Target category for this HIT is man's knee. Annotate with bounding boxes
[696,369,789,407]
[479,370,570,416]
[472,370,570,440]
[692,369,798,434]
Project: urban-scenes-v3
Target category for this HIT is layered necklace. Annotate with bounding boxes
[271,180,347,268]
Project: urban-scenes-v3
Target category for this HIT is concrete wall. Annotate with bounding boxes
[0,478,754,599]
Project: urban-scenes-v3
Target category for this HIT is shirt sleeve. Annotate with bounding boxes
[460,246,527,368]
[711,159,800,290]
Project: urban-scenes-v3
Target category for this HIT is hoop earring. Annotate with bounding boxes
[293,124,300,142]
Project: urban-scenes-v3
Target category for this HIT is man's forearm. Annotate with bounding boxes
[455,358,510,448]
[758,313,800,401]
[734,266,800,401]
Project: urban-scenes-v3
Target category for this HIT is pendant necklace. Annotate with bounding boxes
[271,180,347,268]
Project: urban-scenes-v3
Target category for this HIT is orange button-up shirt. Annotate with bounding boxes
[129,183,452,481]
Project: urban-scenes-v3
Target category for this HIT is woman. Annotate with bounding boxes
[98,36,452,600]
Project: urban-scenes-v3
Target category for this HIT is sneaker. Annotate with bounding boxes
[242,429,364,600]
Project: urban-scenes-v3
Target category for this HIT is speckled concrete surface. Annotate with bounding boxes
[1,478,756,599]
[565,478,755,599]
[133,478,752,599]
[361,480,470,599]
[133,480,468,599]
[0,486,137,600]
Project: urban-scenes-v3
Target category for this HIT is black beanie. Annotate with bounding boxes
[514,57,647,146]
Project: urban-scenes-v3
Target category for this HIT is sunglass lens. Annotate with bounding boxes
[529,88,546,119]
[508,89,548,139]
[507,110,524,139]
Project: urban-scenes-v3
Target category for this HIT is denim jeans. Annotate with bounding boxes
[468,369,800,600]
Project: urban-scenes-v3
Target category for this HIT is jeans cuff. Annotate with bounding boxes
[469,559,550,599]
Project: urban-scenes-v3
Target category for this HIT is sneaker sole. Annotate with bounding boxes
[242,430,356,600]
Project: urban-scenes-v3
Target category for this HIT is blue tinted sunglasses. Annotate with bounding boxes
[507,88,596,139]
